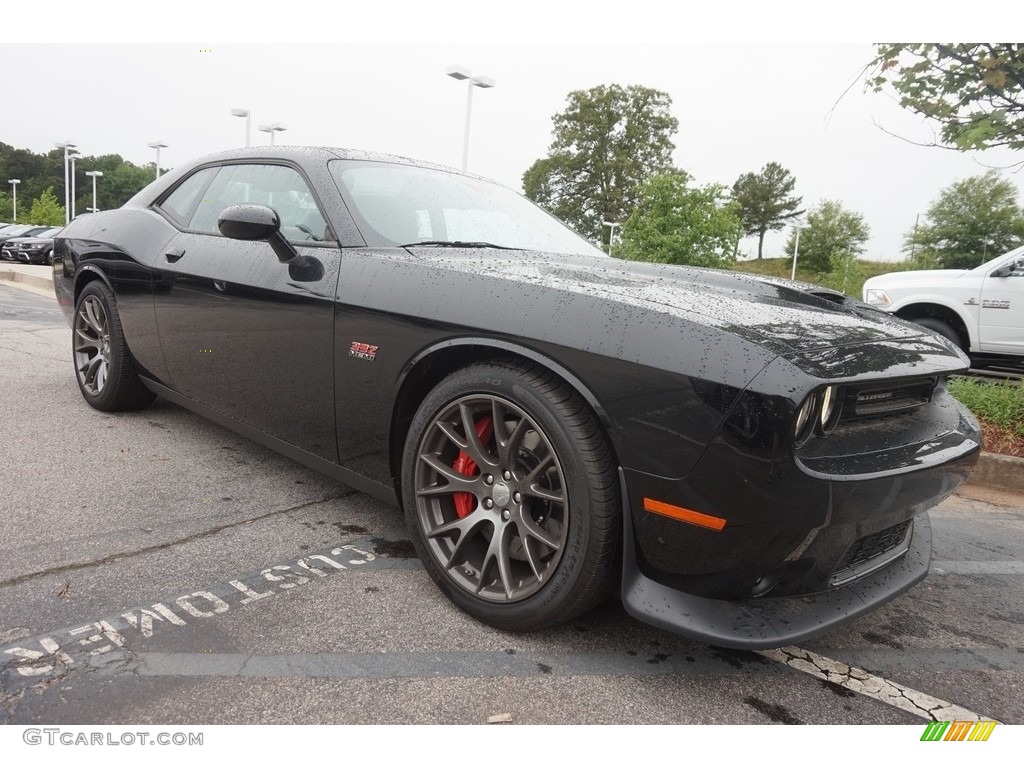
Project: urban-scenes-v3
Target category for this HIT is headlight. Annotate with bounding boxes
[818,385,842,434]
[793,395,816,446]
[864,288,891,306]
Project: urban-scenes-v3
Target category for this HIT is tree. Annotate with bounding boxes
[905,171,1024,269]
[24,187,66,227]
[619,172,742,268]
[786,200,869,274]
[522,84,678,244]
[732,162,803,259]
[0,190,12,222]
[868,44,1024,152]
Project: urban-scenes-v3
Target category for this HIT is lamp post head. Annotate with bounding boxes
[8,179,19,185]
[85,171,104,178]
[230,108,250,117]
[446,65,471,81]
[471,76,496,89]
[148,141,169,150]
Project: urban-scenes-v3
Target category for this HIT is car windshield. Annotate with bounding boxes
[331,161,605,258]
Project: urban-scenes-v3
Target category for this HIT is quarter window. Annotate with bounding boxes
[159,167,217,227]
[187,164,331,243]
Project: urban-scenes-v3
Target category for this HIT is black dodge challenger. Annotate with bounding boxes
[53,147,980,649]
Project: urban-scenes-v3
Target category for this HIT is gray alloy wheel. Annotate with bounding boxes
[74,293,111,397]
[402,360,619,631]
[414,393,569,603]
[72,281,155,411]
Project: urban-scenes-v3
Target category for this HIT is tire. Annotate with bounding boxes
[72,281,155,411]
[915,317,966,352]
[401,360,619,631]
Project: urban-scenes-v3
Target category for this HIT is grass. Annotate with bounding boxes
[948,378,1024,458]
[947,379,1024,436]
[730,257,912,299]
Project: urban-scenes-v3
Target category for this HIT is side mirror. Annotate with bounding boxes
[991,261,1024,277]
[218,204,298,263]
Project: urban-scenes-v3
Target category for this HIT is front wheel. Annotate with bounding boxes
[402,360,619,631]
[73,281,155,411]
[914,317,966,353]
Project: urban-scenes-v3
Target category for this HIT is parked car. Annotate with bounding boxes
[863,247,1024,366]
[0,225,52,259]
[4,227,62,264]
[53,147,980,649]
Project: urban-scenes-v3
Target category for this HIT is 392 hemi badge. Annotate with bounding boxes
[349,341,379,361]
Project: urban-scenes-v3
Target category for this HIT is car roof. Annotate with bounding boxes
[180,145,461,174]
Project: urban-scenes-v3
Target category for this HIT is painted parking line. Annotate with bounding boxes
[931,560,1024,575]
[758,646,1000,723]
[1,540,389,689]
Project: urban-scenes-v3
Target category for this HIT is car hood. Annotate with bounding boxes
[865,269,969,285]
[405,248,928,355]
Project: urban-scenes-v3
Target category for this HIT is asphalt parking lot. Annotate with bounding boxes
[1,282,1022,725]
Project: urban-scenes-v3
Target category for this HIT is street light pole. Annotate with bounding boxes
[85,171,103,213]
[446,65,496,171]
[8,179,19,222]
[258,123,287,146]
[231,107,251,147]
[68,153,83,220]
[791,226,802,280]
[148,141,168,179]
[602,220,619,256]
[54,141,76,225]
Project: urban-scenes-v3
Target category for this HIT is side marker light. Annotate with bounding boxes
[643,498,727,531]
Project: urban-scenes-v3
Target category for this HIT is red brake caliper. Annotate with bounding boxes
[452,416,493,519]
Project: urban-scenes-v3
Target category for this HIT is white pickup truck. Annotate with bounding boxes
[863,246,1024,365]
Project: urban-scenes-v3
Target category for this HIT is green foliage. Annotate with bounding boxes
[732,256,908,299]
[869,44,1024,152]
[731,162,803,259]
[24,187,66,227]
[947,378,1024,436]
[0,190,12,222]
[785,200,869,274]
[523,84,678,244]
[904,171,1024,269]
[618,172,742,268]
[0,143,154,218]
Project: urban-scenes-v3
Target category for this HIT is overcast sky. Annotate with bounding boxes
[7,4,1022,262]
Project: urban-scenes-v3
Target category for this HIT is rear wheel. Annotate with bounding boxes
[73,281,155,411]
[402,360,619,631]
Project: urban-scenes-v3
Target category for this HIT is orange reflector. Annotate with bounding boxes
[643,498,727,531]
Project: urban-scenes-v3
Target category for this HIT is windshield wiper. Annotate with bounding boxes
[400,240,515,250]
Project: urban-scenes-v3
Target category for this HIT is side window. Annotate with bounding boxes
[158,167,217,227]
[187,164,331,243]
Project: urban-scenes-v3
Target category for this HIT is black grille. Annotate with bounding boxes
[841,378,936,421]
[830,520,912,587]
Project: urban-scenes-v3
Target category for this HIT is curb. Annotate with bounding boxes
[0,269,55,295]
[965,452,1024,496]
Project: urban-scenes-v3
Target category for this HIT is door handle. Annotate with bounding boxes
[165,247,185,263]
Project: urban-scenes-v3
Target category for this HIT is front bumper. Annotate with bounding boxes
[620,472,933,649]
[616,362,980,647]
